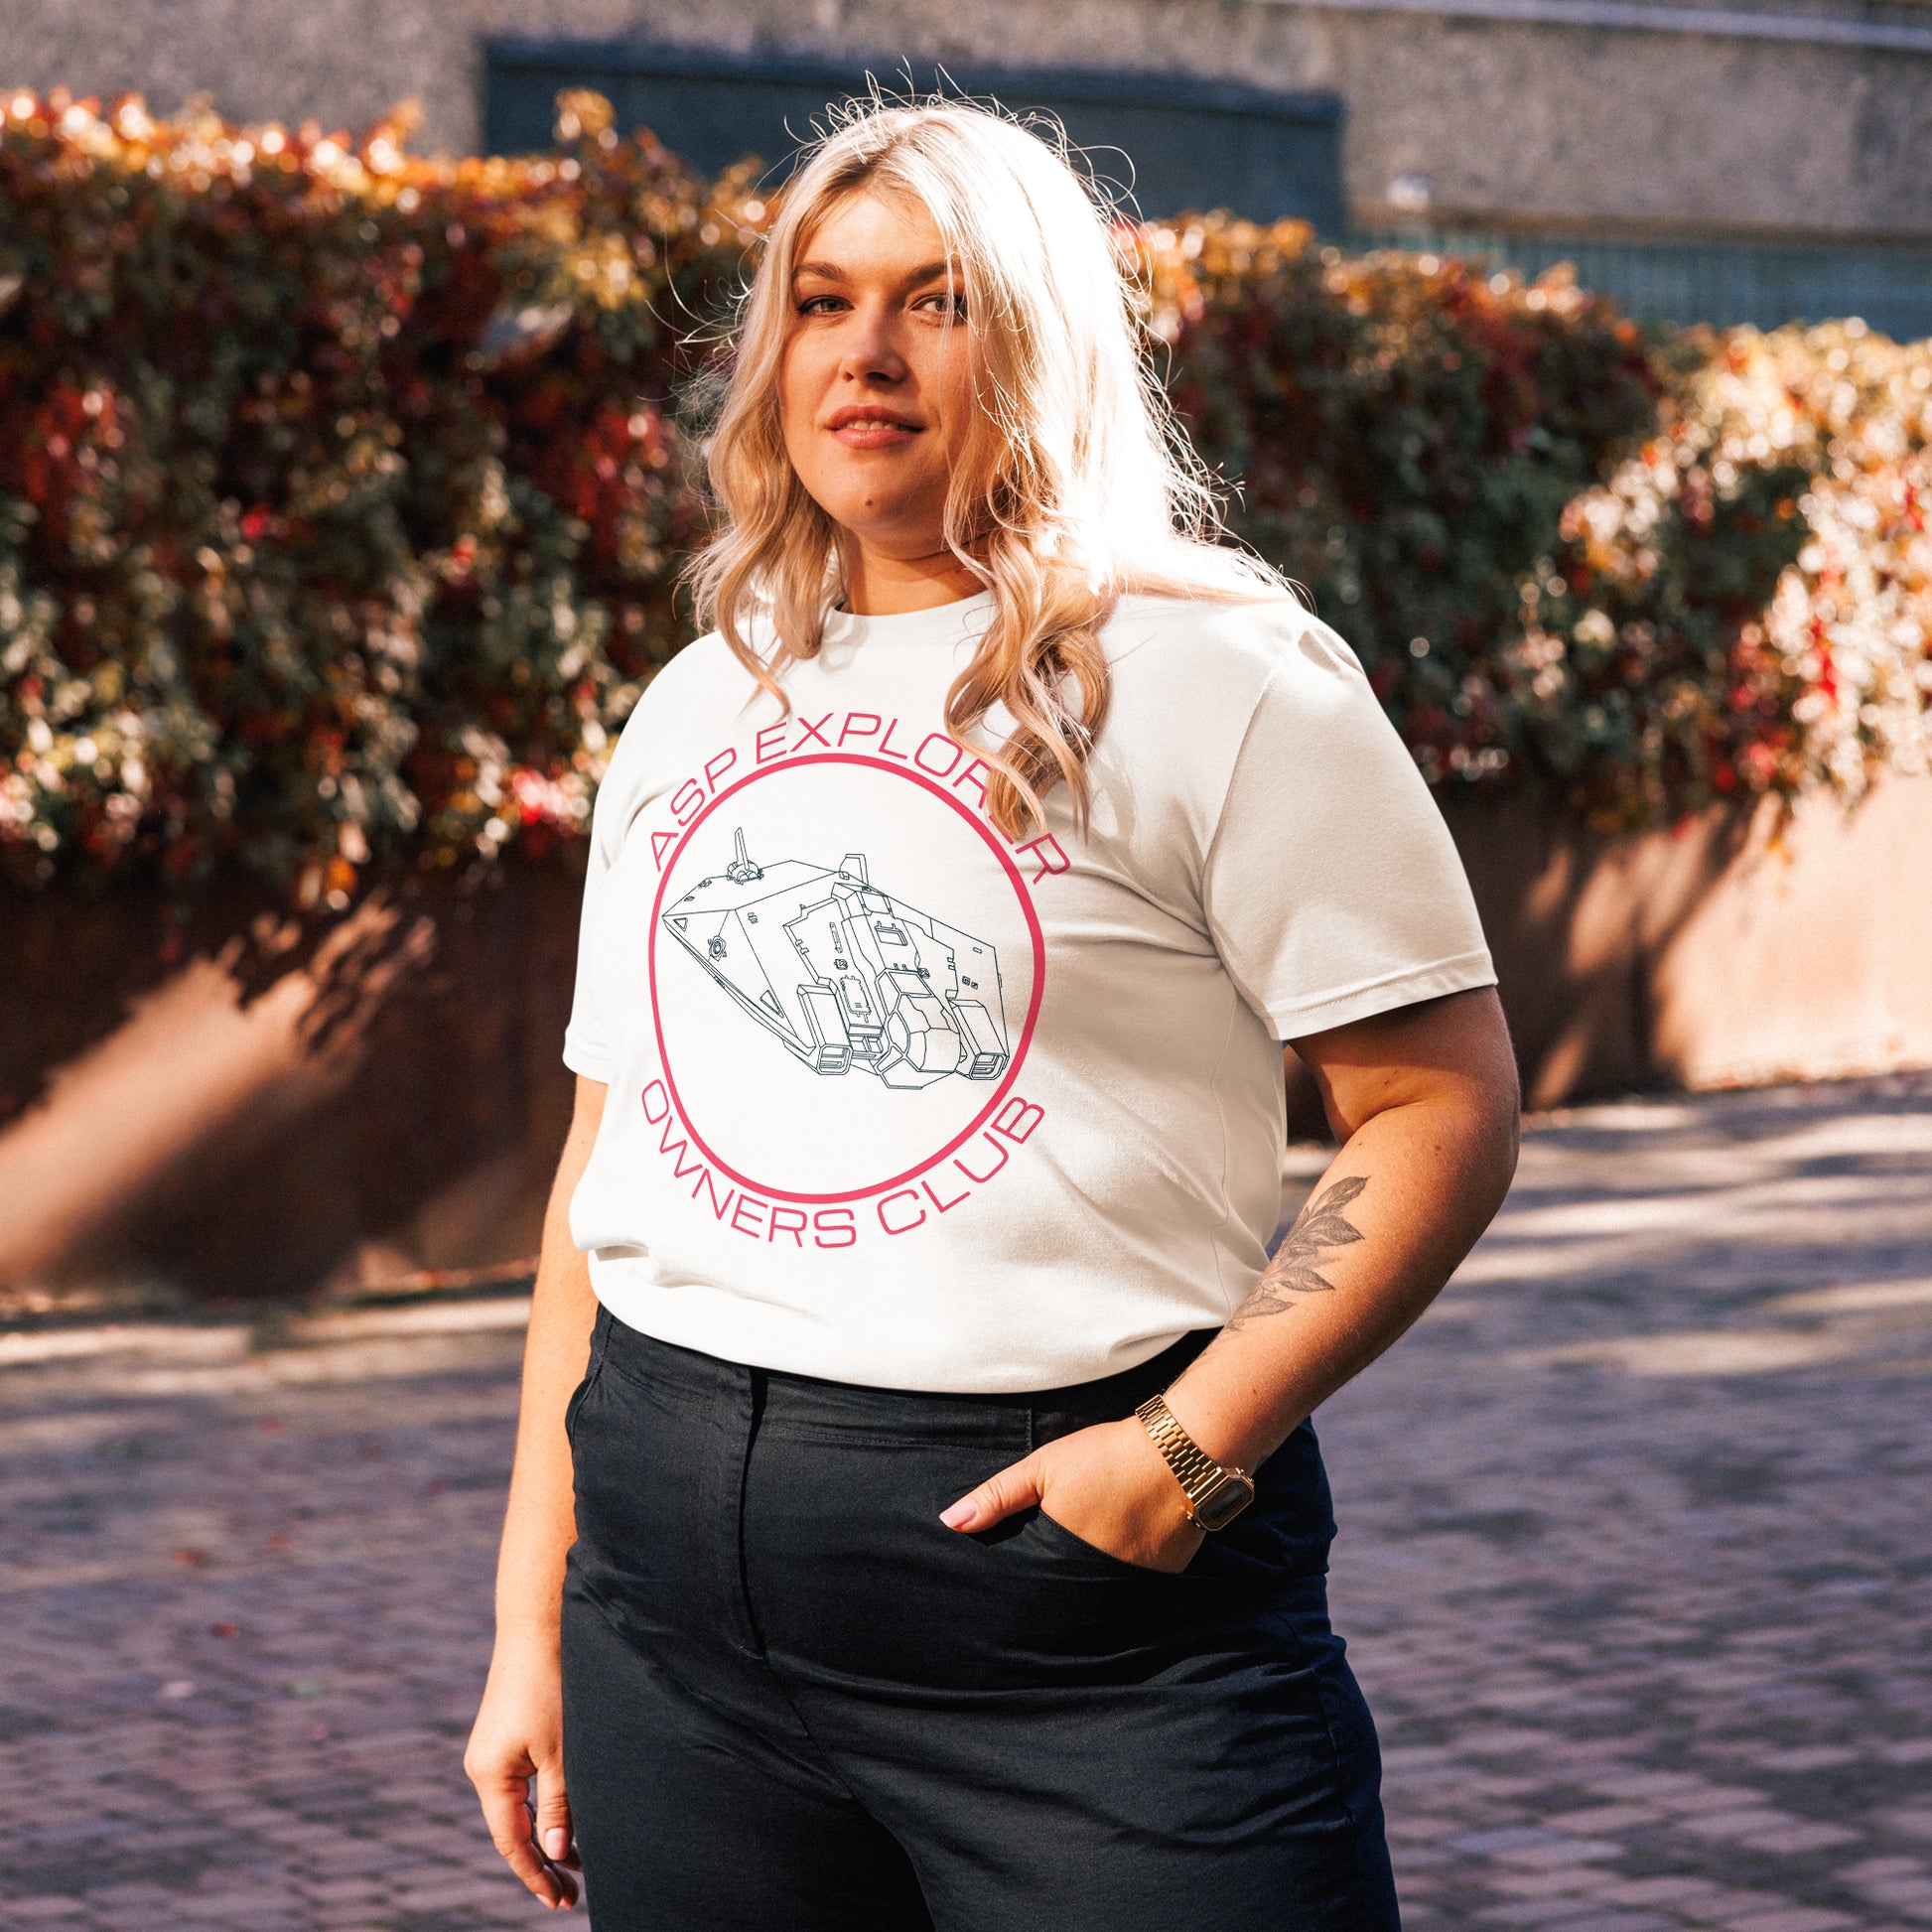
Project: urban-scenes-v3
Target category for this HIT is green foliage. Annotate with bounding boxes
[1151,220,1928,824]
[0,87,754,901]
[2,89,1926,901]
[1152,223,1669,799]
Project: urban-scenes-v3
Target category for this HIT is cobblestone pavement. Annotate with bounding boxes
[3,1074,1929,1930]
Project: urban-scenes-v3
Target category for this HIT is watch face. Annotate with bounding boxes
[1193,1472,1256,1533]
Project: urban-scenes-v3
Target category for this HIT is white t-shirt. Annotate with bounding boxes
[564,590,1494,1392]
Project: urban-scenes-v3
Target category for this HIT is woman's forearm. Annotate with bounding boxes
[1165,991,1520,1474]
[493,1077,607,1648]
[939,991,1517,1565]
[467,1075,608,1910]
[1163,1088,1515,1472]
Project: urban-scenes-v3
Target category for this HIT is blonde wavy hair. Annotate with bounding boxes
[688,95,1290,837]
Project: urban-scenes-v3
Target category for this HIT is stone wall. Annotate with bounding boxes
[3,777,1927,1303]
[5,0,1929,241]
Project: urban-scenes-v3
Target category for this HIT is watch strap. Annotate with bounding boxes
[1135,1391,1252,1523]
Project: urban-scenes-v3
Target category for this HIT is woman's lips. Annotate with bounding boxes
[827,412,922,449]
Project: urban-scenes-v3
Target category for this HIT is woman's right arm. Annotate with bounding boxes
[465,1073,608,1912]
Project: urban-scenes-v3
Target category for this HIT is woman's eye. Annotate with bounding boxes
[915,292,968,321]
[795,294,845,316]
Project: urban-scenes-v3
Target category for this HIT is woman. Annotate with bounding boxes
[467,98,1519,1929]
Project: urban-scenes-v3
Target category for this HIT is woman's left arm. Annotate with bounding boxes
[941,986,1521,1570]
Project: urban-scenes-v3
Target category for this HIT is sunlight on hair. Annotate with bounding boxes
[686,92,1296,839]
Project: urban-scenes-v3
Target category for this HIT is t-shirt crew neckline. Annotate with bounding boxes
[821,590,995,649]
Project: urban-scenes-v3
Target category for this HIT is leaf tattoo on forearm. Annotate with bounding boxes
[1227,1175,1369,1330]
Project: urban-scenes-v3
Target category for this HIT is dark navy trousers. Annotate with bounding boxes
[560,1308,1402,1930]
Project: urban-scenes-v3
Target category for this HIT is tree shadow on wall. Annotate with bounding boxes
[1282,794,1762,1141]
[1448,794,1760,1108]
[0,867,580,1303]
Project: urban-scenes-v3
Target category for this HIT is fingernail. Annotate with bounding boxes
[939,1500,974,1529]
[544,1828,568,1859]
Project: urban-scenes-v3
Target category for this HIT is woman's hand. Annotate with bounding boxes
[941,1416,1204,1573]
[465,1636,581,1911]
[468,1075,604,1911]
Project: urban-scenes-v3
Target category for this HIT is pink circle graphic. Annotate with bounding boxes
[646,752,1045,1203]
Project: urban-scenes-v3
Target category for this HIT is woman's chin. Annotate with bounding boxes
[822,508,952,561]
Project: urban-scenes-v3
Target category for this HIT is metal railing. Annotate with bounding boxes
[1353,226,1932,342]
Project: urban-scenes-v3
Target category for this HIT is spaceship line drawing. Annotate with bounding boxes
[660,829,1012,1090]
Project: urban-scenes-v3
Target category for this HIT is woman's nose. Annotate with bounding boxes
[838,306,908,384]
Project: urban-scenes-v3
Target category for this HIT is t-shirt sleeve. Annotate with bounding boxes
[1199,620,1496,1040]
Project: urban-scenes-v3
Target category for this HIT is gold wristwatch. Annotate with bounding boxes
[1135,1392,1256,1531]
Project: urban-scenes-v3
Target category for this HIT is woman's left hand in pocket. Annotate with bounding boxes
[940,1417,1205,1573]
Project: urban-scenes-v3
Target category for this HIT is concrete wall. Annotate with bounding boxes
[3,776,1928,1304]
[1445,776,1932,1108]
[0,874,582,1305]
[5,0,1930,241]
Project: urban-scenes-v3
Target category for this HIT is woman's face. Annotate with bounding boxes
[777,189,979,571]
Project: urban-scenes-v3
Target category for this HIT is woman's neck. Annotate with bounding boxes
[841,539,985,617]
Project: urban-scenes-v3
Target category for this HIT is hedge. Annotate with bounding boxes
[1162,232,1929,819]
[2,87,1928,907]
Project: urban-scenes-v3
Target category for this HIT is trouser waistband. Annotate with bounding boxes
[590,1311,1219,1450]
